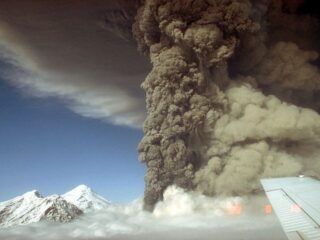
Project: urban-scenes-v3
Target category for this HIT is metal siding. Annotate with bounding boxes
[261,177,320,240]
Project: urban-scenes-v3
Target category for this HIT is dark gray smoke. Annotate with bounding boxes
[133,0,320,211]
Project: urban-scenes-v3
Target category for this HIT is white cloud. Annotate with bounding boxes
[0,1,150,128]
[0,186,286,240]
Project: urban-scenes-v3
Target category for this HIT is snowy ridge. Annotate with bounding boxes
[62,185,111,211]
[0,191,82,228]
[0,185,111,228]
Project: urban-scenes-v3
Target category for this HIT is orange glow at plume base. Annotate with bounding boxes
[264,204,273,214]
[227,204,242,215]
[226,203,301,216]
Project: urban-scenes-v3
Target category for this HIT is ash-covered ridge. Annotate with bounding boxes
[0,185,110,228]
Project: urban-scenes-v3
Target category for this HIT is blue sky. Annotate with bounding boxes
[0,77,145,203]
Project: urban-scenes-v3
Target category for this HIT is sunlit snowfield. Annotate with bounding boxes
[0,187,286,240]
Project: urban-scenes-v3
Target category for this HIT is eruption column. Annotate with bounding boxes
[133,0,258,210]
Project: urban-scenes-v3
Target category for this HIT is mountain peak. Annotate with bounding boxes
[73,184,92,192]
[65,185,93,196]
[0,185,111,228]
[0,191,82,228]
[22,190,43,199]
[62,185,110,211]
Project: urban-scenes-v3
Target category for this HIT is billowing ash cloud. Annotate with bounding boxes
[133,0,320,210]
[0,0,149,128]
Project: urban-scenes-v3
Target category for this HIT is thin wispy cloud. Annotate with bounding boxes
[0,0,149,128]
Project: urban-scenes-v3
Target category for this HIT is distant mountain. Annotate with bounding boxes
[62,185,111,211]
[0,190,82,228]
[0,185,111,228]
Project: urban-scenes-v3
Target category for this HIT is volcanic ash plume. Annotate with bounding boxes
[133,0,320,210]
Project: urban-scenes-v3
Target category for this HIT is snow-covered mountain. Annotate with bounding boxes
[0,185,111,228]
[0,190,82,228]
[62,185,111,211]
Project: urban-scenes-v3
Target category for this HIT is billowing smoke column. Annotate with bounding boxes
[133,0,320,211]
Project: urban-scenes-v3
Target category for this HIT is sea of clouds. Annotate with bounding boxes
[0,186,287,240]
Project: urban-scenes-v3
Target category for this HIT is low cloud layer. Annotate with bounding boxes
[0,187,286,240]
[0,0,149,128]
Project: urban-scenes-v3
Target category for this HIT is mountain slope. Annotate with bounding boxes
[62,185,110,211]
[0,190,82,228]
